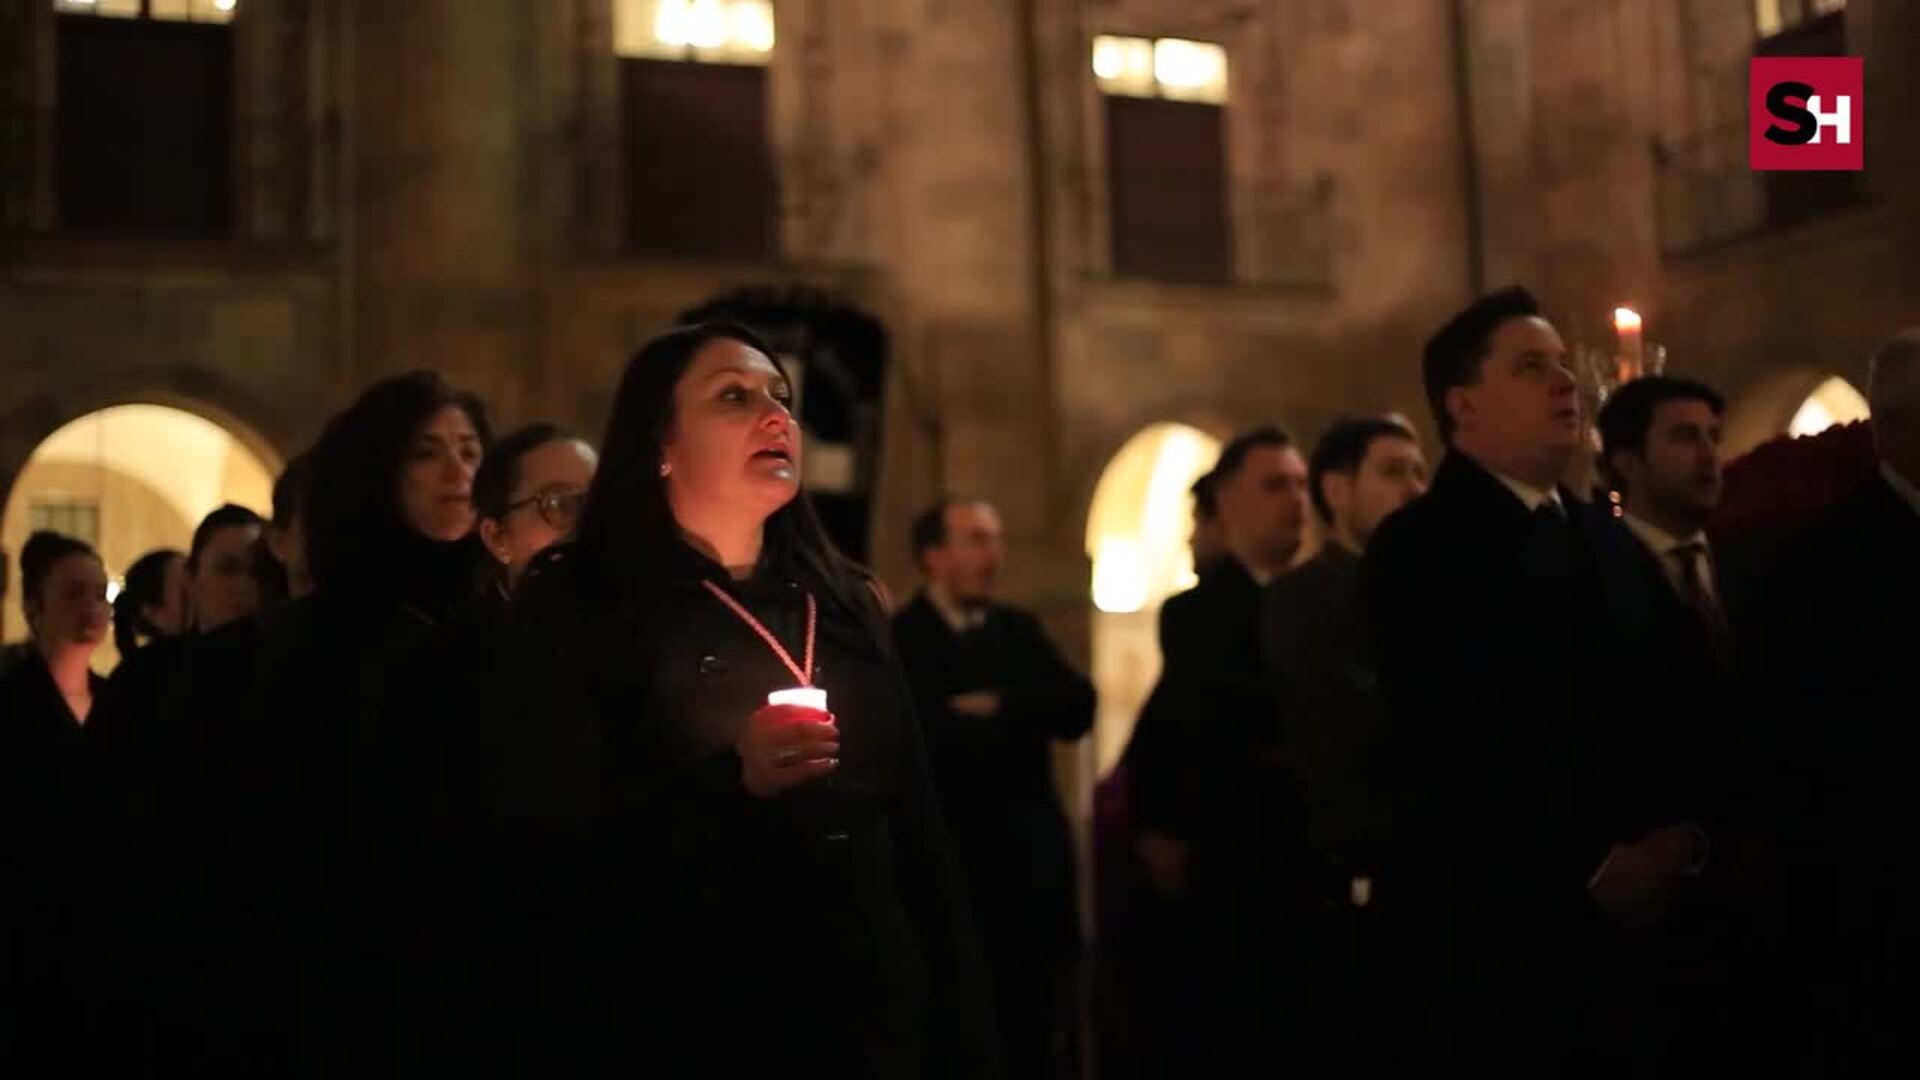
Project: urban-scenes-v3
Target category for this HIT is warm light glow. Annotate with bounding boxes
[1788,375,1871,438]
[1094,35,1224,102]
[768,687,828,712]
[1085,422,1224,780]
[1154,39,1223,89]
[1092,537,1150,614]
[214,0,235,10]
[1613,306,1643,333]
[731,0,775,52]
[623,0,774,63]
[687,0,729,48]
[1091,35,1156,97]
[653,0,692,45]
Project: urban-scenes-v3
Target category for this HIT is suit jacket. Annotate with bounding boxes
[1362,453,1658,966]
[891,593,1095,964]
[1126,556,1291,905]
[1589,518,1741,836]
[1262,543,1382,868]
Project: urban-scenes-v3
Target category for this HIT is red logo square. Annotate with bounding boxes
[1751,57,1864,171]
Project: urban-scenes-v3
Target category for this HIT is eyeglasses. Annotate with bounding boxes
[503,489,586,530]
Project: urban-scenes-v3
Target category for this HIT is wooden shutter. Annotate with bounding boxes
[56,14,233,233]
[1105,95,1230,283]
[622,58,775,258]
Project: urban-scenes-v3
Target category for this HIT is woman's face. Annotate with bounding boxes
[192,523,264,632]
[399,405,484,541]
[661,339,802,523]
[480,438,599,585]
[145,554,191,637]
[34,553,111,651]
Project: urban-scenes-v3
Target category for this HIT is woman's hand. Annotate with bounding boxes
[737,704,840,798]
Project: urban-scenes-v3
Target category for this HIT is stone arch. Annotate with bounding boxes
[1723,367,1871,459]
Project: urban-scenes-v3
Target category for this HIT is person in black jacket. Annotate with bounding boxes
[1363,287,1707,1071]
[1123,424,1311,1076]
[0,531,111,1071]
[254,371,492,1077]
[499,322,995,1078]
[893,497,1094,1080]
[1751,331,1920,1073]
[1261,415,1427,1072]
[396,421,598,1076]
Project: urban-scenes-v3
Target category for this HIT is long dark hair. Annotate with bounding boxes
[304,370,492,595]
[571,321,874,630]
[114,547,184,654]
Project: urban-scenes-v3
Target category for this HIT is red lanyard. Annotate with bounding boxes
[699,579,817,687]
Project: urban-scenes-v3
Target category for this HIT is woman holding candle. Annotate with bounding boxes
[502,322,995,1077]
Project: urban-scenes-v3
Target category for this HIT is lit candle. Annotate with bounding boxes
[767,687,828,713]
[1613,306,1644,383]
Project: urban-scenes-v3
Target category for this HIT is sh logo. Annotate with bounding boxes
[1750,57,1864,171]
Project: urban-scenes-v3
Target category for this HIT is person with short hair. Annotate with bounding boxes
[893,496,1095,1080]
[1364,287,1703,1068]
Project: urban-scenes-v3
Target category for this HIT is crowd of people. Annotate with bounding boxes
[0,289,1913,1077]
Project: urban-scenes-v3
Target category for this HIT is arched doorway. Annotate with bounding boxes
[1083,422,1222,780]
[3,404,278,669]
[1787,375,1872,437]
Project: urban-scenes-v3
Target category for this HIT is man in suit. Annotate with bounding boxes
[1262,415,1428,1071]
[1756,331,1920,1072]
[1593,375,1748,1068]
[1596,377,1737,824]
[1362,287,1707,1069]
[1125,425,1310,1075]
[892,498,1095,1080]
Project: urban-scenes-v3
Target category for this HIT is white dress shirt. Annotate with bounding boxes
[1488,468,1565,516]
[1621,513,1718,604]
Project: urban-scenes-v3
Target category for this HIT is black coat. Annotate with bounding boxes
[1261,543,1381,868]
[890,592,1094,966]
[1125,556,1290,904]
[1361,452,1660,1062]
[252,532,483,1077]
[0,651,106,1068]
[500,542,996,1079]
[1750,470,1920,1068]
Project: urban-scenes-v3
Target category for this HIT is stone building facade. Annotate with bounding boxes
[2,0,1906,676]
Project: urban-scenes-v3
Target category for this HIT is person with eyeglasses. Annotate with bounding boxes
[473,423,599,592]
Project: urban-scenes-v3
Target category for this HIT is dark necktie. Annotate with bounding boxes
[1672,541,1732,669]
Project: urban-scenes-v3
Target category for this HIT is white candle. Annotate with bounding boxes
[1613,306,1644,380]
[767,687,828,713]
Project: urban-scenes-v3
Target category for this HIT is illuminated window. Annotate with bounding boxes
[1095,34,1232,282]
[1755,0,1845,39]
[54,0,236,23]
[614,0,775,66]
[1092,35,1228,105]
[28,500,101,547]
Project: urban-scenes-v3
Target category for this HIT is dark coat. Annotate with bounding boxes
[1361,451,1660,1064]
[1261,543,1381,868]
[1124,556,1290,901]
[890,592,1094,967]
[1749,470,1920,1069]
[499,541,996,1079]
[0,651,107,1069]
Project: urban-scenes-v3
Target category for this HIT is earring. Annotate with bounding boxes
[659,461,671,477]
